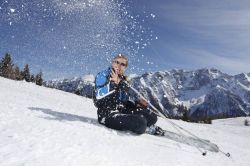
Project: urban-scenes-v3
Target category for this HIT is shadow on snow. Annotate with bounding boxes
[28,107,135,137]
[28,107,99,125]
[28,107,220,151]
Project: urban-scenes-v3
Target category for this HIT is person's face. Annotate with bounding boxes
[112,58,127,75]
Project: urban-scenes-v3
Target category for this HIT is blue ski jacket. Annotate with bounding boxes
[93,67,139,109]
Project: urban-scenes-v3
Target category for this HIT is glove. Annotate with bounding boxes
[118,79,130,92]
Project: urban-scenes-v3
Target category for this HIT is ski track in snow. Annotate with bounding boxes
[0,77,250,166]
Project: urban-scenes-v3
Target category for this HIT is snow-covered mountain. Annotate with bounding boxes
[131,68,250,120]
[45,75,95,98]
[1,76,250,166]
[45,68,250,120]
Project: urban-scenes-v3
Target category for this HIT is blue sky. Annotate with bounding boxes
[1,0,250,80]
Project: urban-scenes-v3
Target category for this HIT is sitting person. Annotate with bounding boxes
[93,54,164,135]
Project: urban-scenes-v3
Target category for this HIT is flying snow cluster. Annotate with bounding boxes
[0,0,157,75]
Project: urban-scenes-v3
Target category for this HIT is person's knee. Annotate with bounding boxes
[150,113,158,126]
[133,115,147,134]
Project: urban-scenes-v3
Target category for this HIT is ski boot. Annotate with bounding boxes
[146,125,165,136]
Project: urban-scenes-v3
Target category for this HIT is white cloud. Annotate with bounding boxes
[153,1,250,73]
[184,48,250,74]
[178,8,250,50]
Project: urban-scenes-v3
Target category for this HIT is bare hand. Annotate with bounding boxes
[110,68,121,84]
[136,99,148,108]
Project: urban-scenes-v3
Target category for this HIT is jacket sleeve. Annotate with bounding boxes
[94,69,118,100]
[128,87,141,104]
[119,79,141,105]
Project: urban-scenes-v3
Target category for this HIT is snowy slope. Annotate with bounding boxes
[1,77,250,166]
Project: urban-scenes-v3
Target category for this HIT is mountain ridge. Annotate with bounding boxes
[45,68,250,120]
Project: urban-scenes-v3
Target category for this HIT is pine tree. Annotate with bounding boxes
[20,70,25,80]
[23,64,31,82]
[181,105,190,122]
[35,70,43,86]
[13,65,22,80]
[30,74,35,83]
[74,89,81,95]
[245,119,249,126]
[0,53,14,79]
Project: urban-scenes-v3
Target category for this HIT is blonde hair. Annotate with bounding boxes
[113,53,128,67]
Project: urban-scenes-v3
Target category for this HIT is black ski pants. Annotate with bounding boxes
[98,107,157,134]
[95,90,157,134]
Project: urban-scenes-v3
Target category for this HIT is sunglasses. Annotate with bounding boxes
[113,60,127,67]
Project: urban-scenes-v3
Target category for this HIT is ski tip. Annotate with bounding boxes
[226,153,231,157]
